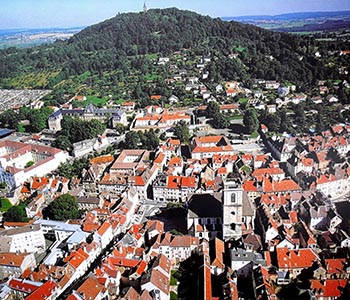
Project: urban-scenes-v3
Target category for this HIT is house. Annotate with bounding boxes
[67,275,107,300]
[121,101,136,112]
[150,254,171,279]
[25,280,60,300]
[153,175,197,202]
[310,279,348,299]
[168,95,179,105]
[48,104,127,131]
[191,135,235,159]
[146,220,164,242]
[34,220,83,242]
[73,95,86,102]
[267,247,319,278]
[230,248,264,277]
[265,81,280,90]
[0,224,46,254]
[77,196,102,210]
[7,278,43,299]
[140,269,170,300]
[153,233,199,264]
[0,252,36,280]
[93,222,113,249]
[0,140,69,189]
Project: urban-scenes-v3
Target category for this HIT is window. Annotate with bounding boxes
[231,193,236,203]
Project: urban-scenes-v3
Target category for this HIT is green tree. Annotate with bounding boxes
[123,131,140,149]
[144,129,160,150]
[27,107,53,133]
[212,112,229,129]
[44,194,80,221]
[51,135,72,151]
[3,205,29,222]
[243,108,259,134]
[174,121,190,143]
[205,101,220,119]
[0,110,19,129]
[265,113,281,132]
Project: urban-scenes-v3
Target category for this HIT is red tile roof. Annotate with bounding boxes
[76,276,105,300]
[64,249,89,269]
[97,222,111,236]
[167,176,196,189]
[25,280,58,300]
[0,252,31,267]
[311,279,347,298]
[276,248,319,269]
[9,278,41,294]
[325,258,347,274]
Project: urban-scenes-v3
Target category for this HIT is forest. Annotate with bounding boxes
[0,8,343,90]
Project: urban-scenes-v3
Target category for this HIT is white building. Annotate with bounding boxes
[0,224,46,254]
[0,140,69,189]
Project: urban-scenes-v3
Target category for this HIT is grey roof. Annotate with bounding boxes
[66,230,88,245]
[242,191,255,216]
[77,196,100,204]
[34,220,81,232]
[85,103,95,113]
[50,105,125,120]
[0,224,42,237]
[113,109,125,119]
[0,128,14,138]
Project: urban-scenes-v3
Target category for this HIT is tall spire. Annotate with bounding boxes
[143,2,148,13]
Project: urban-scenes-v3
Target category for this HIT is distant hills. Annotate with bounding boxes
[0,8,338,89]
[222,11,350,32]
[223,11,350,22]
[0,27,84,49]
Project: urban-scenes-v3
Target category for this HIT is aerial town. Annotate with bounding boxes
[0,4,350,300]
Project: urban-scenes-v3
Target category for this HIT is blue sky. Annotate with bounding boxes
[1,0,350,29]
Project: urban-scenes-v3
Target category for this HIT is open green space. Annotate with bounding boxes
[0,198,12,212]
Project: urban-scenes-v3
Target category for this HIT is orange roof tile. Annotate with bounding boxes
[25,280,58,300]
[97,222,111,236]
[276,248,319,269]
[76,276,105,300]
[325,259,347,274]
[0,252,31,267]
[311,279,347,298]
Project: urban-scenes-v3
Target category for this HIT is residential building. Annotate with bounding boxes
[0,252,36,280]
[0,224,46,254]
[0,140,69,189]
[48,104,127,131]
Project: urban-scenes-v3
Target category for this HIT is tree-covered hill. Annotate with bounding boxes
[0,8,338,88]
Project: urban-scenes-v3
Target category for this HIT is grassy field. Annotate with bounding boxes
[74,95,109,108]
[0,198,12,212]
[238,98,248,104]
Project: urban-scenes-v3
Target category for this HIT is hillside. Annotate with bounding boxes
[0,8,337,89]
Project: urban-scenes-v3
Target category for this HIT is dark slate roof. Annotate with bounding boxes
[0,128,14,138]
[187,193,222,218]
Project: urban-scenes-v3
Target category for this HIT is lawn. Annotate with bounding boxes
[0,198,12,212]
[74,95,109,108]
[250,131,259,138]
[238,98,248,104]
[228,115,243,121]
